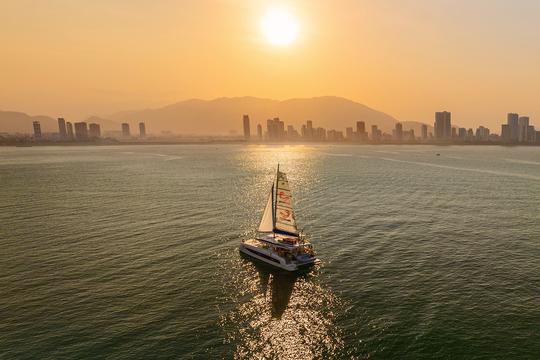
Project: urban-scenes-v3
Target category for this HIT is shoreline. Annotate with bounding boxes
[1,140,539,147]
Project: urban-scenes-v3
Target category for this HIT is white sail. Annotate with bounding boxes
[258,186,274,232]
[274,170,299,235]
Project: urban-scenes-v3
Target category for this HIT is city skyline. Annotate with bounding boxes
[2,96,540,137]
[10,109,540,146]
[241,112,539,144]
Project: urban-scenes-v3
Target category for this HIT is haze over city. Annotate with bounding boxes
[2,0,540,130]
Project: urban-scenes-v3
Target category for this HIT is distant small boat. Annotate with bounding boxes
[240,165,318,271]
[436,153,441,156]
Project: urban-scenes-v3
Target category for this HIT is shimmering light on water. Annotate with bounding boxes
[1,145,539,359]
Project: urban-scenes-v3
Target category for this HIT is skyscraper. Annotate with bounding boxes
[421,124,428,140]
[306,120,313,140]
[121,123,130,137]
[74,122,88,140]
[88,123,101,138]
[242,115,250,140]
[356,121,366,140]
[434,111,451,139]
[257,124,263,140]
[501,124,509,142]
[58,118,67,139]
[518,116,529,142]
[139,122,146,138]
[266,119,275,140]
[395,122,403,141]
[274,118,284,139]
[32,121,42,138]
[475,126,490,141]
[346,127,354,140]
[507,113,519,142]
[66,122,74,140]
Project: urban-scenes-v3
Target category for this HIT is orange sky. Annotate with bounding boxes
[1,0,540,129]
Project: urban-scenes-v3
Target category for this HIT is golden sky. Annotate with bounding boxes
[1,0,540,129]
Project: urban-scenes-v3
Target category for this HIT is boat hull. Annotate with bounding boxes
[239,241,317,272]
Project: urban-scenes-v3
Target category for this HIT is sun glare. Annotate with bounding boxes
[261,8,299,46]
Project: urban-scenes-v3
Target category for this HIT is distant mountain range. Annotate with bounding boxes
[0,111,118,134]
[0,96,433,135]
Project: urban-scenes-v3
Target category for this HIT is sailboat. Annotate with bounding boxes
[239,166,318,271]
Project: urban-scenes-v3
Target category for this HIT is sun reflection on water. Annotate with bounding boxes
[220,254,344,360]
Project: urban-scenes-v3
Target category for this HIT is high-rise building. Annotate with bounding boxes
[88,123,101,138]
[434,111,451,139]
[121,123,130,137]
[346,127,354,140]
[507,113,519,142]
[518,116,529,142]
[501,124,509,142]
[257,124,263,140]
[475,126,490,141]
[266,119,274,140]
[527,125,536,143]
[242,115,250,140]
[458,127,467,139]
[316,127,326,141]
[451,127,457,138]
[139,122,146,138]
[395,123,403,141]
[32,121,42,138]
[58,118,67,139]
[274,118,285,139]
[356,121,366,140]
[74,122,88,140]
[306,120,313,140]
[287,125,295,139]
[66,122,74,140]
[421,124,428,140]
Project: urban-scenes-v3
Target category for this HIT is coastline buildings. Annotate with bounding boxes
[394,122,403,141]
[88,123,101,138]
[66,122,74,140]
[74,122,88,140]
[139,122,146,138]
[32,121,42,139]
[357,121,367,140]
[58,118,67,139]
[502,113,537,143]
[257,124,263,140]
[243,115,250,140]
[434,111,452,139]
[121,123,130,137]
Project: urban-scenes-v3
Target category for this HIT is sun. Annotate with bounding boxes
[261,8,299,46]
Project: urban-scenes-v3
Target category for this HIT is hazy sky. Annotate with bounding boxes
[2,0,540,129]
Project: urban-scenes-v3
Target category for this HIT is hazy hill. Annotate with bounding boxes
[0,111,121,134]
[1,97,412,135]
[0,111,57,133]
[109,96,401,135]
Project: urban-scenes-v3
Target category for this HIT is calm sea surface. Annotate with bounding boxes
[1,144,539,359]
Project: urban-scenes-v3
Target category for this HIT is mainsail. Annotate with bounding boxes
[258,185,274,232]
[273,169,299,236]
